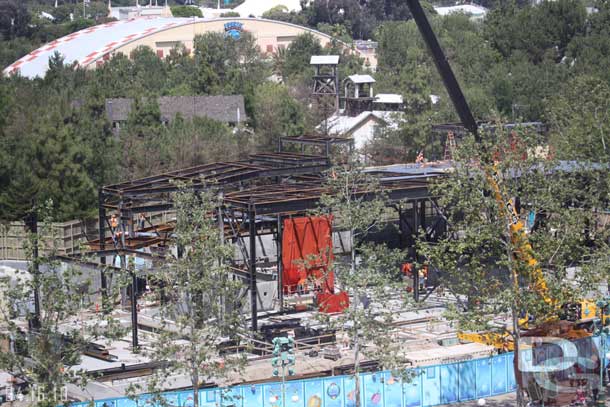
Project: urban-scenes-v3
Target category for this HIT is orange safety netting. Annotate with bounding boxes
[282,216,334,295]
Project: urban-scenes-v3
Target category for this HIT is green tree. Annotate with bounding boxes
[484,0,586,64]
[135,186,247,407]
[72,81,120,187]
[120,96,169,180]
[282,33,322,80]
[0,91,97,221]
[192,31,267,97]
[166,116,250,167]
[129,46,168,95]
[374,21,435,161]
[417,129,610,406]
[170,5,203,18]
[315,161,410,407]
[0,0,31,40]
[252,82,309,149]
[566,0,610,83]
[546,75,610,162]
[219,11,239,18]
[163,44,197,96]
[0,205,124,406]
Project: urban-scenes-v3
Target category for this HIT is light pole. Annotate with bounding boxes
[596,299,609,406]
[272,337,295,407]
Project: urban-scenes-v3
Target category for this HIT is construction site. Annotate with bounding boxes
[2,100,606,407]
[1,1,609,407]
[1,138,506,403]
[3,117,606,407]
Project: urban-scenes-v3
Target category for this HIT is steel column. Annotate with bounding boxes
[277,215,283,312]
[25,212,41,330]
[413,200,420,302]
[130,268,139,351]
[249,203,258,331]
[98,188,108,304]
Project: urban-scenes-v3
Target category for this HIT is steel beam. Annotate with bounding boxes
[226,185,430,216]
[406,0,478,137]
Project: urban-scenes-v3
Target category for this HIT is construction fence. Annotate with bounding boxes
[71,352,518,407]
[0,213,174,261]
[0,220,96,260]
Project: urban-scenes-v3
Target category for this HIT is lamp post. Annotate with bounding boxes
[272,337,295,407]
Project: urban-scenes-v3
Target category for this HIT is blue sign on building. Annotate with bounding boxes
[224,22,244,39]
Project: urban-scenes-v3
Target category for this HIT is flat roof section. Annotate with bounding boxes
[347,74,375,84]
[310,55,340,65]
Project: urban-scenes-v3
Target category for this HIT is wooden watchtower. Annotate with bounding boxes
[311,55,340,112]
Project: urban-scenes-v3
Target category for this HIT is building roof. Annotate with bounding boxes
[3,17,198,78]
[109,6,169,20]
[434,4,488,18]
[324,111,403,135]
[348,74,375,84]
[233,0,303,17]
[200,7,235,18]
[310,55,340,65]
[4,17,360,79]
[105,95,247,124]
[375,93,403,104]
[320,110,404,149]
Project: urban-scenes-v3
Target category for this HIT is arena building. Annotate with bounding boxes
[3,17,376,79]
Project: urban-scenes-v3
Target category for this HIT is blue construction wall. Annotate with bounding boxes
[79,353,517,407]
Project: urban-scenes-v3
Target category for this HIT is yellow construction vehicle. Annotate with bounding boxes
[402,0,598,351]
[454,163,598,351]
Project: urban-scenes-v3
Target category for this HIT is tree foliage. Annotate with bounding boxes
[418,128,610,333]
[546,75,610,162]
[170,5,203,18]
[0,205,125,406]
[134,186,247,407]
[252,82,309,149]
[315,161,410,406]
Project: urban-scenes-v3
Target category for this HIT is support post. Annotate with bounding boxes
[249,203,258,331]
[397,206,404,249]
[277,215,283,312]
[119,198,128,309]
[420,200,426,235]
[413,200,420,302]
[98,189,107,305]
[218,201,225,322]
[25,212,41,330]
[130,265,139,351]
[334,65,339,112]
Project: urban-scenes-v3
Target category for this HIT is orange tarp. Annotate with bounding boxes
[317,291,349,313]
[282,216,334,294]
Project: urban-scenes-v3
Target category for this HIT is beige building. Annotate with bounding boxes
[4,17,377,78]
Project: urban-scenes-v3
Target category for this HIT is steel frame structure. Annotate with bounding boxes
[89,140,448,348]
